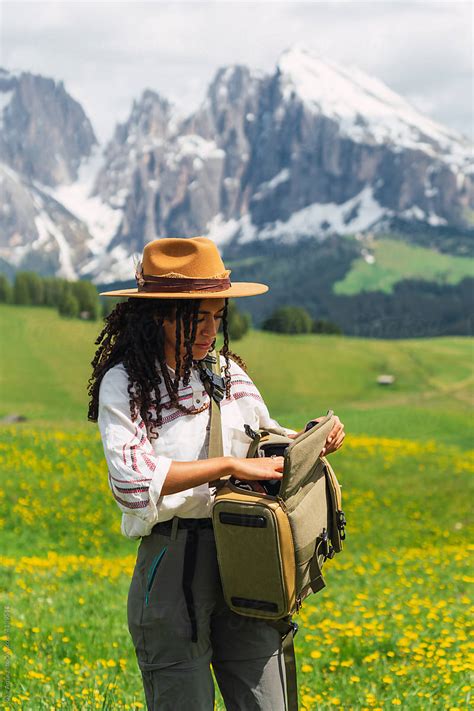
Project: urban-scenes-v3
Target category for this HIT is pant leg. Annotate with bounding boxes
[211,650,287,711]
[127,524,220,711]
[210,545,288,711]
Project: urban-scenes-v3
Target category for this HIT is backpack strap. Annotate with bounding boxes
[198,350,230,488]
[207,351,224,460]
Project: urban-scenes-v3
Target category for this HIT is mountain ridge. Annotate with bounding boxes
[0,45,472,289]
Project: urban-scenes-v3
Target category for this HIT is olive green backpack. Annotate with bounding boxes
[201,351,347,711]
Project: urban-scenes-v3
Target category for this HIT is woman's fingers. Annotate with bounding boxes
[326,417,343,444]
[323,430,345,455]
[263,456,284,478]
[235,456,284,480]
[323,417,345,455]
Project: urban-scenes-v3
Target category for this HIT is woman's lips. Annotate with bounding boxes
[195,342,212,349]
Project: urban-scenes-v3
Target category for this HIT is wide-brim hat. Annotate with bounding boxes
[99,236,268,299]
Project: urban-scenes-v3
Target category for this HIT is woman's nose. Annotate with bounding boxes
[202,316,217,337]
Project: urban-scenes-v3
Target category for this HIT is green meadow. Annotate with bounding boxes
[0,303,472,710]
[333,237,474,295]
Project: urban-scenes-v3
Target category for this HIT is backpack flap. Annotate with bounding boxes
[278,411,335,501]
[274,410,346,603]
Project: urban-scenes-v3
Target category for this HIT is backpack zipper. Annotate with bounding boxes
[228,480,288,512]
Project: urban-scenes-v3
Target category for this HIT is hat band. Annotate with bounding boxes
[137,274,232,293]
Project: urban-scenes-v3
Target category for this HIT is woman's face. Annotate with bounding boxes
[161,297,226,367]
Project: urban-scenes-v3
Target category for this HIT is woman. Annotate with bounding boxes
[87,236,345,711]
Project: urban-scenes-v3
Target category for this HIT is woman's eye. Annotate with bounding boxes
[197,315,223,323]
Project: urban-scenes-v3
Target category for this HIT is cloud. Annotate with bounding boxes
[1,0,472,144]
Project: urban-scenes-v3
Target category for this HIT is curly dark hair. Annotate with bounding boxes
[87,297,247,440]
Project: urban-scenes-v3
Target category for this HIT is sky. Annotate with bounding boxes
[1,0,472,146]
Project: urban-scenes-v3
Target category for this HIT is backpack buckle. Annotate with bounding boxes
[337,510,347,540]
[244,424,258,440]
[197,363,226,403]
[290,620,299,637]
[320,528,330,558]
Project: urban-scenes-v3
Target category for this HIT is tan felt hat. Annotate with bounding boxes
[99,236,268,299]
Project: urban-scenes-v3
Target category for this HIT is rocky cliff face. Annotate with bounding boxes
[0,67,97,186]
[0,162,92,278]
[0,46,472,282]
[0,67,99,278]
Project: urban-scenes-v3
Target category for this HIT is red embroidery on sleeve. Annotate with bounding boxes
[121,420,158,475]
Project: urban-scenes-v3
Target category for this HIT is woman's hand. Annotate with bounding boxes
[288,414,346,456]
[229,456,284,481]
[318,414,345,456]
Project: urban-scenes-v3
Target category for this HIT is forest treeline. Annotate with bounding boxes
[0,272,256,339]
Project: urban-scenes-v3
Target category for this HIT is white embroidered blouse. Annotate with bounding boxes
[97,355,295,540]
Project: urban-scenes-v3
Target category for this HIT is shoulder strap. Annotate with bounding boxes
[208,350,224,460]
[202,350,232,489]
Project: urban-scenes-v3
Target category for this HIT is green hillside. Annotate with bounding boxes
[334,236,474,295]
[0,303,472,447]
[222,235,473,336]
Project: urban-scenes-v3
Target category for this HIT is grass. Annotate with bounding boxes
[0,303,473,709]
[333,237,474,295]
[0,304,472,446]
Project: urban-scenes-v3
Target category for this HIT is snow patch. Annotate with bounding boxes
[256,185,388,240]
[362,250,375,264]
[238,214,259,244]
[33,210,76,279]
[400,205,447,226]
[89,244,134,284]
[38,146,123,255]
[199,187,390,248]
[427,212,448,226]
[174,134,225,162]
[253,169,290,201]
[402,205,426,221]
[204,213,241,247]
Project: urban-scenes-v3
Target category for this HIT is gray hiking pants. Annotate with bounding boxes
[127,516,287,711]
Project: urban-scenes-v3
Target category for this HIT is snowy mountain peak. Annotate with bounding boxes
[276,45,471,164]
[277,44,406,112]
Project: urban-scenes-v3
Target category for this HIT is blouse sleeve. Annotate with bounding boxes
[225,357,297,435]
[97,365,173,525]
[255,395,298,436]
